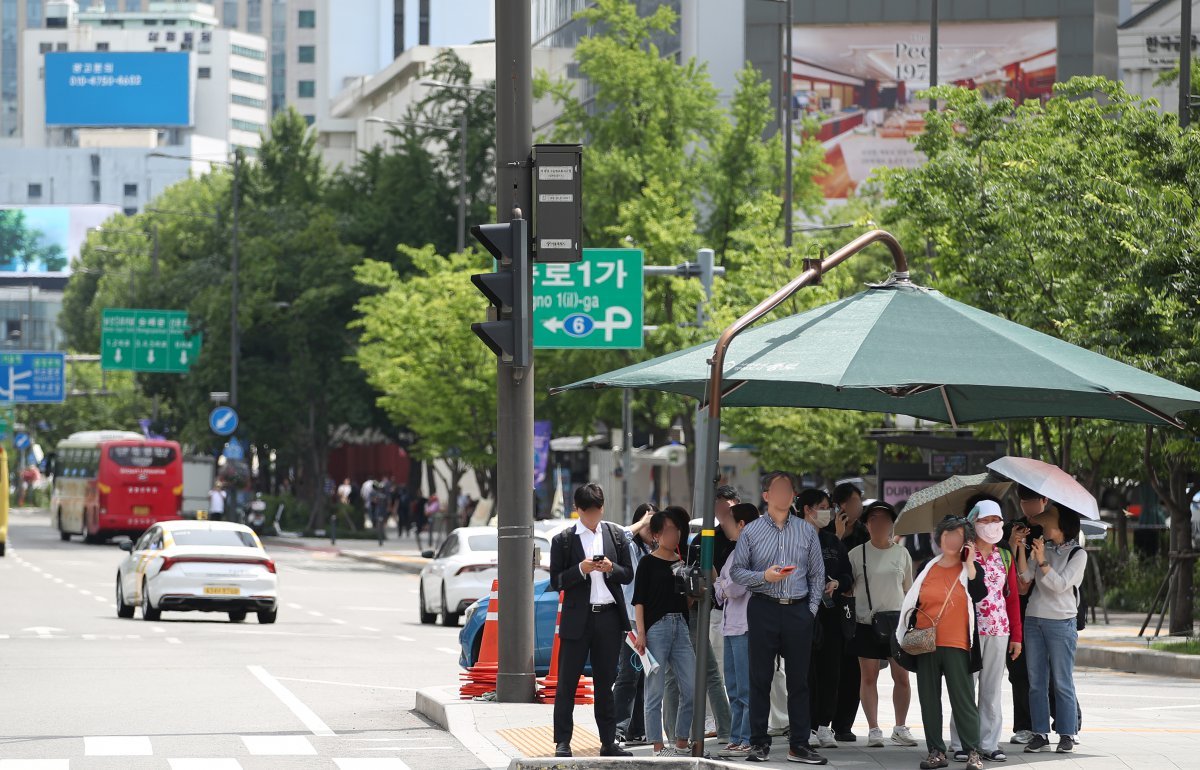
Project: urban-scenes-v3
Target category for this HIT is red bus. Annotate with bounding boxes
[52,431,184,543]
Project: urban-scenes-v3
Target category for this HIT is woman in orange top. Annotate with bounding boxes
[896,516,987,770]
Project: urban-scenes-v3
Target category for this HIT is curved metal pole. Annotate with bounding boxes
[688,228,907,755]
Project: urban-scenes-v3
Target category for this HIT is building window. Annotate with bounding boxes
[222,0,238,27]
[298,9,315,28]
[303,114,314,126]
[232,44,266,61]
[232,93,266,109]
[123,183,138,197]
[297,45,314,63]
[123,207,138,216]
[27,183,41,200]
[91,181,101,202]
[96,42,109,51]
[198,66,211,79]
[56,42,68,51]
[232,118,265,133]
[38,42,52,54]
[166,31,176,41]
[90,154,101,176]
[247,0,262,34]
[297,80,315,98]
[127,0,142,10]
[232,70,266,85]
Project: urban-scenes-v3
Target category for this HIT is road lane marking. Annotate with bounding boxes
[246,666,335,737]
[166,637,182,645]
[331,618,347,625]
[0,635,8,640]
[436,647,459,656]
[1134,702,1200,711]
[307,610,324,617]
[275,676,414,691]
[93,595,106,602]
[334,760,412,769]
[287,602,304,610]
[0,760,71,769]
[347,606,406,612]
[84,736,153,756]
[394,635,414,642]
[360,626,380,632]
[169,760,243,770]
[152,627,166,633]
[240,735,318,755]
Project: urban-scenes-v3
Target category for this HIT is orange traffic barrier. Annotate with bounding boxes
[459,580,500,699]
[535,591,592,705]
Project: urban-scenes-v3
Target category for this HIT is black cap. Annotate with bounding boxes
[863,500,898,522]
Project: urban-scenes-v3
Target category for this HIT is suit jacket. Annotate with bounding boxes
[549,521,633,639]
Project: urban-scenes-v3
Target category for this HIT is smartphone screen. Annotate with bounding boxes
[960,546,971,562]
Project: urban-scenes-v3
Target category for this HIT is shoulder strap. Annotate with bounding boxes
[931,575,958,624]
[862,546,873,611]
[1000,548,1012,572]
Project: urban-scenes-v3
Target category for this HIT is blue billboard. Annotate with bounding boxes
[45,52,191,127]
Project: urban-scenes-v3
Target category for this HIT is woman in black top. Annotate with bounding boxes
[632,506,696,757]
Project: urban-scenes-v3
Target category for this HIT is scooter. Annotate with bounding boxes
[245,494,269,533]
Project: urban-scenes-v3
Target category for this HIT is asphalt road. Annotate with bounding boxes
[0,508,480,770]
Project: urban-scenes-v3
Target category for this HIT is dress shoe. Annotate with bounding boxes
[600,743,632,757]
[554,742,572,757]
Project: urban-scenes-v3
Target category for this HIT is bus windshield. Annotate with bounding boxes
[108,445,177,468]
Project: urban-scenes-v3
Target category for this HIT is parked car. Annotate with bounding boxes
[419,526,551,627]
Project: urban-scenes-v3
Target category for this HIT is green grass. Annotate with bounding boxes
[1151,638,1200,655]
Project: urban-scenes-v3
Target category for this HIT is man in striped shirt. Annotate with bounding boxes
[729,471,827,765]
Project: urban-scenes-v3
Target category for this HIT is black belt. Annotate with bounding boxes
[590,603,617,613]
[754,593,808,606]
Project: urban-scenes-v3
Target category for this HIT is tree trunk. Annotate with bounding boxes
[1143,427,1195,635]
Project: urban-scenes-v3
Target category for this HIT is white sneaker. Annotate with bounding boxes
[867,728,885,747]
[656,746,685,758]
[815,726,838,749]
[891,725,918,747]
[1011,730,1034,745]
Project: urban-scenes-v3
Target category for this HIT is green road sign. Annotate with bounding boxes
[101,309,202,373]
[532,248,643,349]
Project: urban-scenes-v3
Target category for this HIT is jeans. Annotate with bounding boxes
[614,622,645,738]
[1025,616,1079,737]
[723,633,751,745]
[664,610,732,741]
[917,647,979,754]
[644,613,696,745]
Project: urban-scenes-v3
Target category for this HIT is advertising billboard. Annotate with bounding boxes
[45,52,191,127]
[0,206,121,275]
[790,21,1057,198]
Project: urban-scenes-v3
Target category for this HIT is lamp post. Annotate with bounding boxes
[147,150,242,407]
[761,0,795,249]
[365,115,467,252]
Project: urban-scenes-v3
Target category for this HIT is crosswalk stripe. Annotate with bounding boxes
[334,760,412,769]
[0,760,70,769]
[168,760,243,769]
[240,735,317,755]
[84,736,152,756]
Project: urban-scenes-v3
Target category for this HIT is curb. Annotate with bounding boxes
[416,686,512,769]
[1077,642,1200,679]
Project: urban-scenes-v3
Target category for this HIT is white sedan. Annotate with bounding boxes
[116,520,279,624]
[419,526,552,626]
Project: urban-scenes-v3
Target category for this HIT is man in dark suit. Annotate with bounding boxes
[549,483,634,758]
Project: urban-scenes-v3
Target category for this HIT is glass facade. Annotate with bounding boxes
[271,0,287,113]
[247,0,262,34]
[2,0,17,137]
[223,0,239,28]
[0,289,64,352]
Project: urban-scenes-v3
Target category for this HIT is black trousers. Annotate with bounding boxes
[553,605,623,746]
[809,607,844,731]
[832,638,861,734]
[613,627,646,738]
[748,595,815,751]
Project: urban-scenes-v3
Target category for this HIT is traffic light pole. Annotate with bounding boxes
[494,0,536,704]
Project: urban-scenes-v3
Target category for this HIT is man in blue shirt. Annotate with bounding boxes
[730,471,827,765]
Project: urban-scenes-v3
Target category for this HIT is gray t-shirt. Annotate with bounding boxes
[1021,540,1087,621]
[850,541,913,623]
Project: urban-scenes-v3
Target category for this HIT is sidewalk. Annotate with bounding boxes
[264,529,433,574]
[1076,609,1200,678]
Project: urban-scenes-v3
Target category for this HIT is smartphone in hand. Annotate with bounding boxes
[779,565,797,575]
[960,546,971,562]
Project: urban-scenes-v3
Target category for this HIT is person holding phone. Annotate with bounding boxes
[897,516,988,770]
[632,506,697,757]
[729,471,828,765]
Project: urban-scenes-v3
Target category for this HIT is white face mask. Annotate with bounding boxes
[813,508,833,528]
[976,520,1004,544]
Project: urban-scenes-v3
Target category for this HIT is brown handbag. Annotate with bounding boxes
[900,577,957,656]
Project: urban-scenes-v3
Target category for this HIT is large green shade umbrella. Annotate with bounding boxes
[553,283,1200,427]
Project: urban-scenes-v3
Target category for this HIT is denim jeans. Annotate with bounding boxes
[724,633,751,745]
[664,609,732,741]
[643,613,696,745]
[1025,616,1079,737]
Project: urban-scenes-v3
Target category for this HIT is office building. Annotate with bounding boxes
[1119,0,1199,118]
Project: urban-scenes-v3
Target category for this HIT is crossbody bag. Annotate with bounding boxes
[863,546,900,646]
[899,575,957,656]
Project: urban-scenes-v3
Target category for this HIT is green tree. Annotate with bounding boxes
[1154,58,1200,126]
[881,78,1200,632]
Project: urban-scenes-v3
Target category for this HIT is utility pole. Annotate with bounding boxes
[1181,0,1193,130]
[230,149,241,409]
[458,109,468,252]
[783,0,794,249]
[493,0,535,704]
[929,0,939,112]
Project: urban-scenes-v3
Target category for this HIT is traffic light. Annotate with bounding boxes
[470,217,531,368]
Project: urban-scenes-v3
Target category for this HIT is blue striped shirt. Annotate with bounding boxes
[729,511,825,615]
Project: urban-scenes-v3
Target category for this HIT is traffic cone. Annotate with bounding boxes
[459,580,500,698]
[536,591,593,705]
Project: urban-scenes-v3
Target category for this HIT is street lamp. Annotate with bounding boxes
[759,0,795,249]
[147,150,244,408]
[365,115,468,253]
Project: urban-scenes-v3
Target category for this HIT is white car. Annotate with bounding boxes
[419,526,552,626]
[116,520,279,624]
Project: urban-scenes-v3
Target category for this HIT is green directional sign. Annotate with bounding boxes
[101,309,202,373]
[532,248,643,349]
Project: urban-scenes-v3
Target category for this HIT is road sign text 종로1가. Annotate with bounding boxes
[532,248,644,349]
[101,309,203,373]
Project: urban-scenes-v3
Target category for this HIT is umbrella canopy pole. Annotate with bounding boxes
[687,229,908,754]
